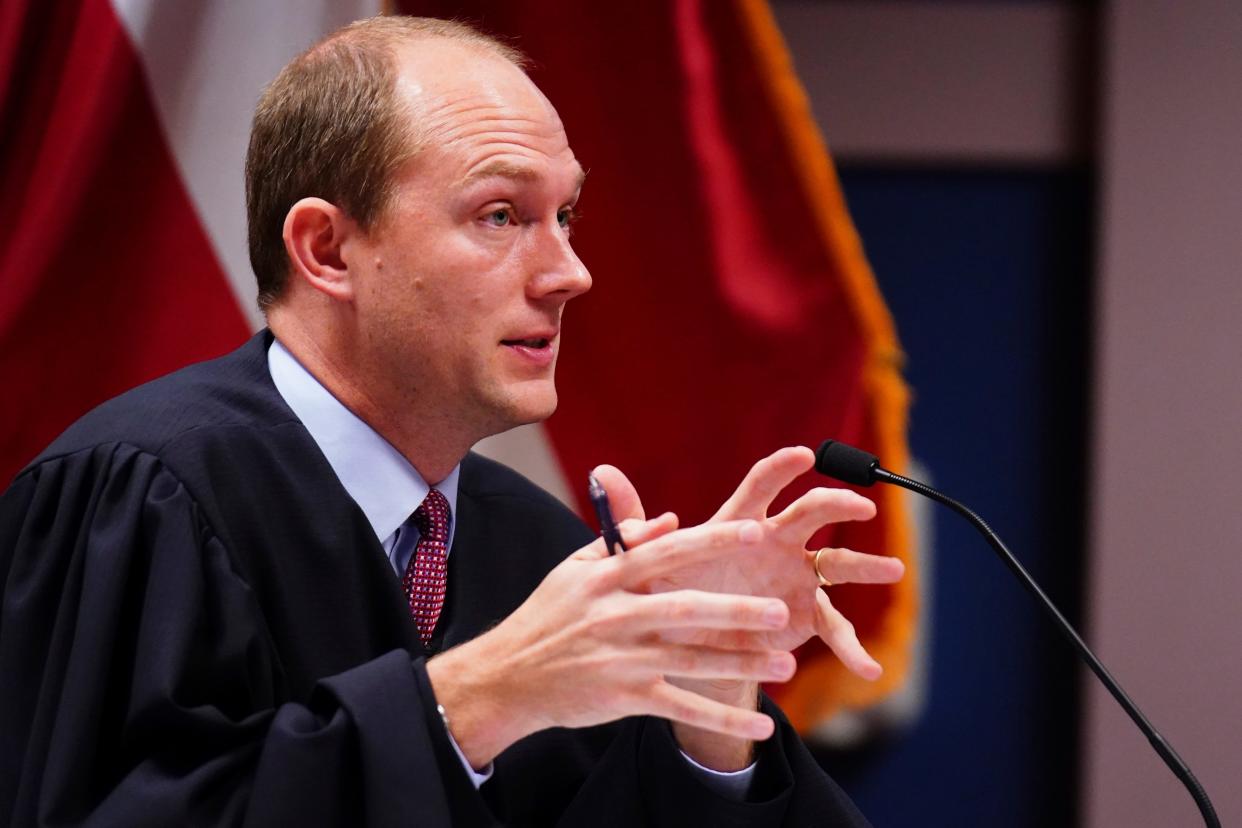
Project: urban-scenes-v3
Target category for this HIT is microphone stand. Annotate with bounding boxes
[815,441,1220,827]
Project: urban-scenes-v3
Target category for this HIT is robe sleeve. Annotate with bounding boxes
[546,698,870,827]
[0,444,477,827]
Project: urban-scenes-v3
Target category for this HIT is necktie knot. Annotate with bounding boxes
[412,488,451,542]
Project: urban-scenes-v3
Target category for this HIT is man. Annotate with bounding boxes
[0,16,902,826]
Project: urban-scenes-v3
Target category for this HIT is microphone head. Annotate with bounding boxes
[815,440,880,486]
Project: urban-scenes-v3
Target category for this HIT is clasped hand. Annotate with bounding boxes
[425,446,903,770]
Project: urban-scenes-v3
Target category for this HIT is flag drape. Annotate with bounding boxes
[0,0,251,482]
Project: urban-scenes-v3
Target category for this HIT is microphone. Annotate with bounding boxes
[814,439,881,486]
[815,439,1220,828]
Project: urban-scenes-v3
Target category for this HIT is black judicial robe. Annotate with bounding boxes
[0,331,870,827]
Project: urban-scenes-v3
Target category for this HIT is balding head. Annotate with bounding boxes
[245,16,527,310]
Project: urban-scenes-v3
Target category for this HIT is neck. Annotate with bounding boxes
[268,309,478,484]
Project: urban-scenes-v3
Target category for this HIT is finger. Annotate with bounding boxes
[610,519,764,586]
[815,589,882,681]
[629,591,790,633]
[656,628,786,651]
[771,487,876,543]
[571,513,679,562]
[647,682,775,741]
[591,464,645,521]
[712,446,815,521]
[656,644,796,682]
[620,512,679,549]
[809,547,905,585]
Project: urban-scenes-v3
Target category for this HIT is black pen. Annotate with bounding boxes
[587,472,628,555]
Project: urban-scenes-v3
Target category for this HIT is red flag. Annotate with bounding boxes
[401,0,915,729]
[0,0,374,484]
[0,0,251,483]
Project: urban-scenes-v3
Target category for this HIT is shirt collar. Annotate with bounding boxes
[267,337,460,543]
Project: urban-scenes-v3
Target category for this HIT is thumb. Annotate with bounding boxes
[591,464,645,521]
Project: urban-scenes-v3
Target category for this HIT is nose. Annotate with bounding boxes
[527,222,592,303]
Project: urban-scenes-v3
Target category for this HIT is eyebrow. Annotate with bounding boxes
[460,160,588,192]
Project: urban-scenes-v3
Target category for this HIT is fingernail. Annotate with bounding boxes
[738,520,762,544]
[762,602,787,627]
[750,716,775,739]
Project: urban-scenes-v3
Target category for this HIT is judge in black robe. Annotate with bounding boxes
[0,331,870,827]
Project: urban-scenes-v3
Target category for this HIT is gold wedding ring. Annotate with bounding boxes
[813,547,834,588]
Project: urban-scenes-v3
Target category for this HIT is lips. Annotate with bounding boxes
[500,328,557,349]
[500,330,558,368]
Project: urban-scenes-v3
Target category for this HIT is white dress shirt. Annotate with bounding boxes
[267,338,754,799]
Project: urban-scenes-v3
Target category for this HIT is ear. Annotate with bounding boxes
[282,197,358,302]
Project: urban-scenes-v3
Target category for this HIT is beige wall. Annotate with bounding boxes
[1086,2,1242,825]
[774,1,1241,823]
[775,0,1088,164]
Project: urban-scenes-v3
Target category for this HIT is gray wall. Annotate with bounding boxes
[1086,2,1242,825]
[777,1,1242,824]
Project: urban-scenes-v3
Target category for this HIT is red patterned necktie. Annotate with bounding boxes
[401,489,451,646]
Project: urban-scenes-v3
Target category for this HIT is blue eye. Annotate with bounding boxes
[557,207,579,229]
[486,209,511,227]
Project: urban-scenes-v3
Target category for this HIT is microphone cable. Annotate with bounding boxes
[815,439,1220,828]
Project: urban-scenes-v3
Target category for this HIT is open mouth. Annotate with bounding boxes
[501,338,551,349]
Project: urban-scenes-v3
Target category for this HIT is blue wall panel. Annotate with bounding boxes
[817,167,1092,827]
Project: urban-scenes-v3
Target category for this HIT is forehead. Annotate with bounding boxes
[391,39,578,179]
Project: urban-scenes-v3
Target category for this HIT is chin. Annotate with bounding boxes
[487,384,559,431]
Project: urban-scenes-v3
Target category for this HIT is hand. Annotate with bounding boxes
[425,516,801,769]
[595,446,904,676]
[592,448,904,768]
